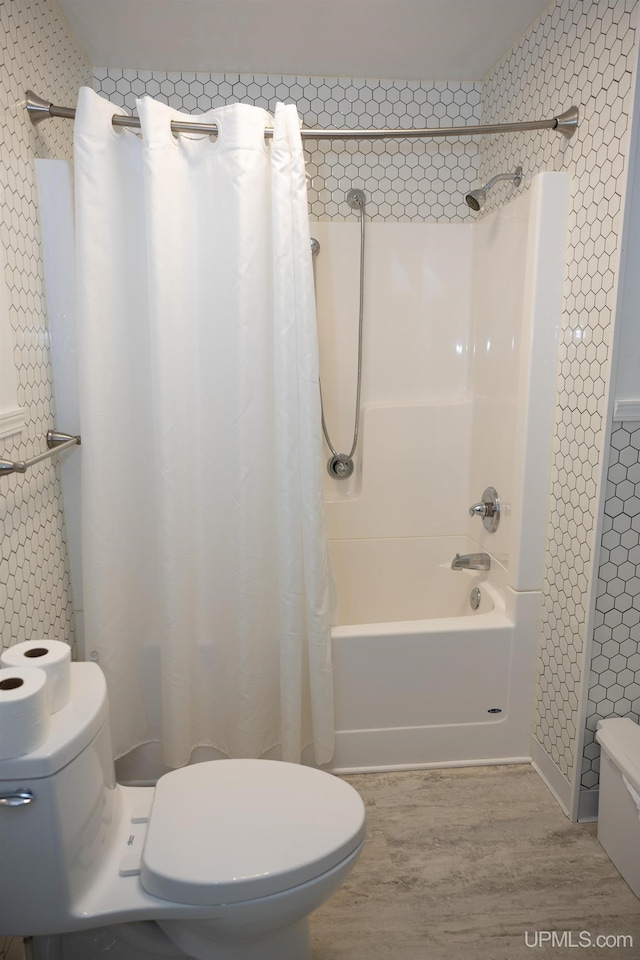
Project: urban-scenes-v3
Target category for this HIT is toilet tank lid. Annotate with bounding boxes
[596,717,640,793]
[0,663,108,780]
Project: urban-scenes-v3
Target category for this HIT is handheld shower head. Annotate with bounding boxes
[465,166,523,211]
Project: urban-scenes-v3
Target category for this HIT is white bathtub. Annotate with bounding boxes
[115,535,539,783]
[325,535,540,773]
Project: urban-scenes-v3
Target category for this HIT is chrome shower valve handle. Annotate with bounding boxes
[469,502,496,518]
[468,486,500,533]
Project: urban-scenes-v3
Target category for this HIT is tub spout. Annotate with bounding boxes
[451,552,491,571]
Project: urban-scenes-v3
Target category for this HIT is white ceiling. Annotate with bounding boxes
[58,0,553,81]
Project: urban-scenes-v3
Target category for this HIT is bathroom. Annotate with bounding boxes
[2,0,640,956]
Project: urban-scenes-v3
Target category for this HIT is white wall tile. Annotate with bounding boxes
[582,422,640,790]
[480,0,638,789]
[0,1,91,954]
[92,70,482,223]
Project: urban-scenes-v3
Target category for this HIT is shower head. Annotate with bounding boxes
[465,188,485,212]
[465,166,523,211]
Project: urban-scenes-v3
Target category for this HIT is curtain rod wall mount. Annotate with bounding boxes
[25,90,579,141]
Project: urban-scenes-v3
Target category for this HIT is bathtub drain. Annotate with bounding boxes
[470,587,481,611]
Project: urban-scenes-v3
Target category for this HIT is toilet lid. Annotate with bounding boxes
[141,759,366,906]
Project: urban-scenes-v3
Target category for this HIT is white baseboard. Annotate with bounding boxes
[531,735,572,816]
[578,787,599,822]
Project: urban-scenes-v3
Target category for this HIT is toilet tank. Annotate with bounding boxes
[596,717,640,898]
[0,663,121,936]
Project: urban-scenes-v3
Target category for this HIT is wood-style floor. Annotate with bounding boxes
[311,765,640,960]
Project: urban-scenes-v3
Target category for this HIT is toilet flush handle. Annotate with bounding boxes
[0,790,34,807]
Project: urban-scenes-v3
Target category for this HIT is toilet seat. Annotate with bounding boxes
[141,759,366,906]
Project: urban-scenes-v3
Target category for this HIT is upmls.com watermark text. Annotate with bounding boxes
[524,931,634,949]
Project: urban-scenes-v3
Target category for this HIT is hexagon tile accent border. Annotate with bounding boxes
[93,70,482,222]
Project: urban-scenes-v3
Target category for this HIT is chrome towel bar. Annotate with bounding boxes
[0,430,81,477]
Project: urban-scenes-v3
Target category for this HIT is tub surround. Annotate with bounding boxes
[319,176,567,593]
[314,175,567,774]
[314,220,473,521]
[468,173,569,592]
[329,536,501,625]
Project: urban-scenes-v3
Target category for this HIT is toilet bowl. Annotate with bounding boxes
[0,662,365,960]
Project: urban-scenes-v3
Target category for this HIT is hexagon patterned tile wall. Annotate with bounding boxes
[0,0,91,957]
[93,70,482,222]
[480,0,638,809]
[583,423,640,791]
[0,19,637,960]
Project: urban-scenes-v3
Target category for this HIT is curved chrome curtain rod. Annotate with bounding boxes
[26,90,579,140]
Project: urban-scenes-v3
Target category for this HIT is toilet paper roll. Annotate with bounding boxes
[0,667,49,759]
[0,640,71,713]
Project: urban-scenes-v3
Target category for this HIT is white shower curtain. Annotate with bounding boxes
[74,87,334,767]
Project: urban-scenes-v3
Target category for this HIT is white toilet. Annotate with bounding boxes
[0,662,365,959]
[595,717,640,898]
